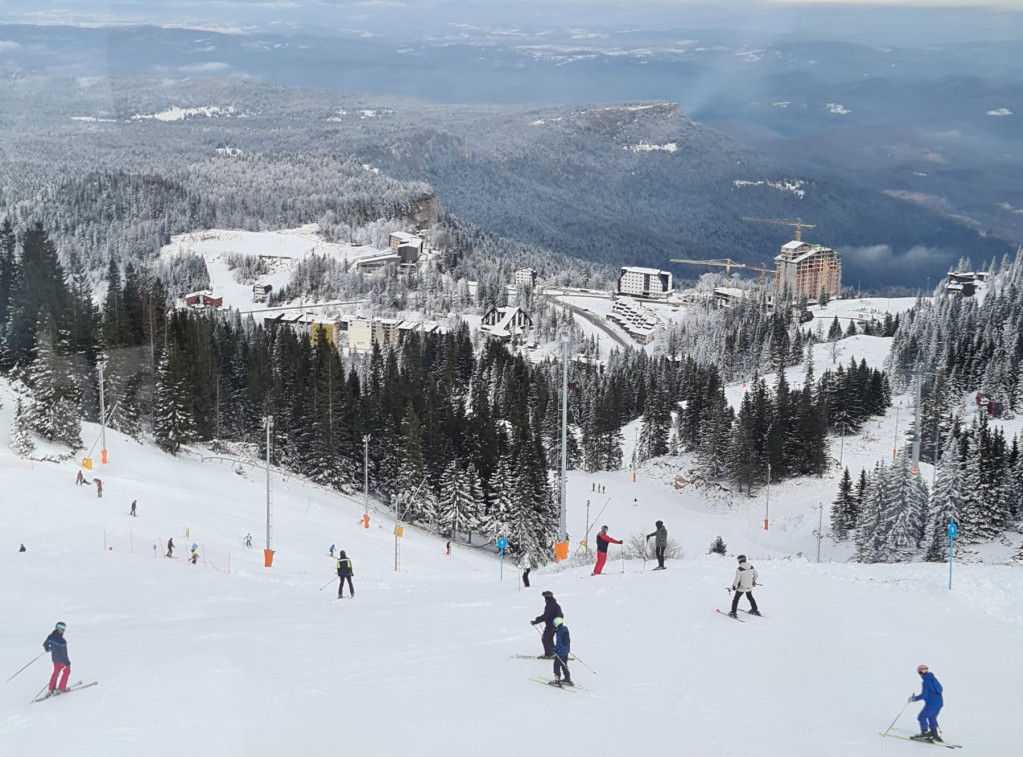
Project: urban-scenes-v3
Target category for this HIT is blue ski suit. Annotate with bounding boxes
[913,671,943,732]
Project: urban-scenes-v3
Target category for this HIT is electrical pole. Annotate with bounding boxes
[559,335,568,543]
[911,373,922,472]
[97,359,107,464]
[264,415,274,565]
[363,434,370,515]
[764,462,771,531]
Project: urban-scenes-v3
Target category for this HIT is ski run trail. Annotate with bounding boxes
[2,368,1022,757]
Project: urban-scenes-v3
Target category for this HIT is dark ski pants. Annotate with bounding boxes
[554,657,570,682]
[730,590,758,614]
[522,568,531,587]
[541,625,555,656]
[655,545,665,568]
[593,551,608,574]
[49,663,70,692]
[338,575,354,597]
[918,703,941,733]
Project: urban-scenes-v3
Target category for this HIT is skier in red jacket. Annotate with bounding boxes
[592,525,622,575]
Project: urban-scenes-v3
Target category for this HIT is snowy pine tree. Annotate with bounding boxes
[26,316,81,448]
[830,467,858,540]
[10,396,35,457]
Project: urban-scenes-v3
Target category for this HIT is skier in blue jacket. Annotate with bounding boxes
[550,617,572,687]
[908,664,944,742]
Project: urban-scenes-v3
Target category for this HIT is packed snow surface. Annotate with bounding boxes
[1,360,1020,757]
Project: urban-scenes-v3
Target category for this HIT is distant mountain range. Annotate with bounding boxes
[0,22,1020,290]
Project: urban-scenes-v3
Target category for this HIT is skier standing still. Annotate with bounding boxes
[592,525,622,575]
[646,520,668,569]
[550,617,572,687]
[166,538,174,558]
[520,552,531,588]
[336,550,355,598]
[43,622,70,696]
[728,555,760,617]
[530,590,563,657]
[909,664,944,742]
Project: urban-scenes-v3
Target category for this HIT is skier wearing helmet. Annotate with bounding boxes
[550,617,573,687]
[728,555,760,617]
[908,664,944,742]
[592,525,622,575]
[646,520,668,569]
[43,622,71,696]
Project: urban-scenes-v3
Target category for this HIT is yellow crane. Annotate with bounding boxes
[742,217,816,242]
[670,257,776,286]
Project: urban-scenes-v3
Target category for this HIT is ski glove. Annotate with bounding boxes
[530,620,537,625]
[908,694,916,703]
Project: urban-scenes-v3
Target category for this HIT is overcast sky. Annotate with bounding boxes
[1,0,1021,41]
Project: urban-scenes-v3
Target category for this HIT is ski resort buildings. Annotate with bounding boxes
[773,242,841,301]
[617,266,673,299]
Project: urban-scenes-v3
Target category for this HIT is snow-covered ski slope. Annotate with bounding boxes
[1,386,1020,757]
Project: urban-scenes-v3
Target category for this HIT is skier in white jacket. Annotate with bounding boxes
[728,555,760,617]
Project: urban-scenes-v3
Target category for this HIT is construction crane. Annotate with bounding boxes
[742,217,816,242]
[670,258,776,286]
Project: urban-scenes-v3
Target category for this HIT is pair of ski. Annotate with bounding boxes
[529,677,585,692]
[716,609,764,622]
[880,732,962,749]
[32,680,99,703]
[512,654,575,660]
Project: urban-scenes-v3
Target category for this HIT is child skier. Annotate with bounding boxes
[728,555,760,617]
[909,664,944,742]
[43,622,70,696]
[550,617,572,686]
[593,525,622,575]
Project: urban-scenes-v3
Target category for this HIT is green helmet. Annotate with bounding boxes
[553,617,564,628]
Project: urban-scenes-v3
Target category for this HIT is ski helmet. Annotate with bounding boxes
[553,617,564,627]
[917,664,929,675]
[601,525,608,532]
[737,555,747,562]
[656,521,663,528]
[542,590,553,598]
[55,622,66,632]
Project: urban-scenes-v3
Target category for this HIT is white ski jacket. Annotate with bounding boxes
[732,561,758,592]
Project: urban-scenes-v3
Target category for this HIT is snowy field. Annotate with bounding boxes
[159,226,364,313]
[2,372,1021,757]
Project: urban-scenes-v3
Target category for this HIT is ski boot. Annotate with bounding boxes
[909,732,931,741]
[747,610,762,616]
[928,730,943,743]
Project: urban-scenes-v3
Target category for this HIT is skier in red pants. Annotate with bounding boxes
[592,525,622,575]
[43,622,71,696]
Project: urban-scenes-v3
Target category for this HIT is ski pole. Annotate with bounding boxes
[5,652,45,683]
[566,650,597,675]
[881,700,912,737]
[620,544,625,574]
[319,576,339,591]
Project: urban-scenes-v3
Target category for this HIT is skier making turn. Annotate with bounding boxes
[728,555,760,617]
[43,622,71,696]
[909,664,944,742]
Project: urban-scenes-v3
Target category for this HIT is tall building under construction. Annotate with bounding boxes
[774,241,841,301]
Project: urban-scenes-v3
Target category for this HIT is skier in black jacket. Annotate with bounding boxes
[530,590,563,657]
[336,551,355,598]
